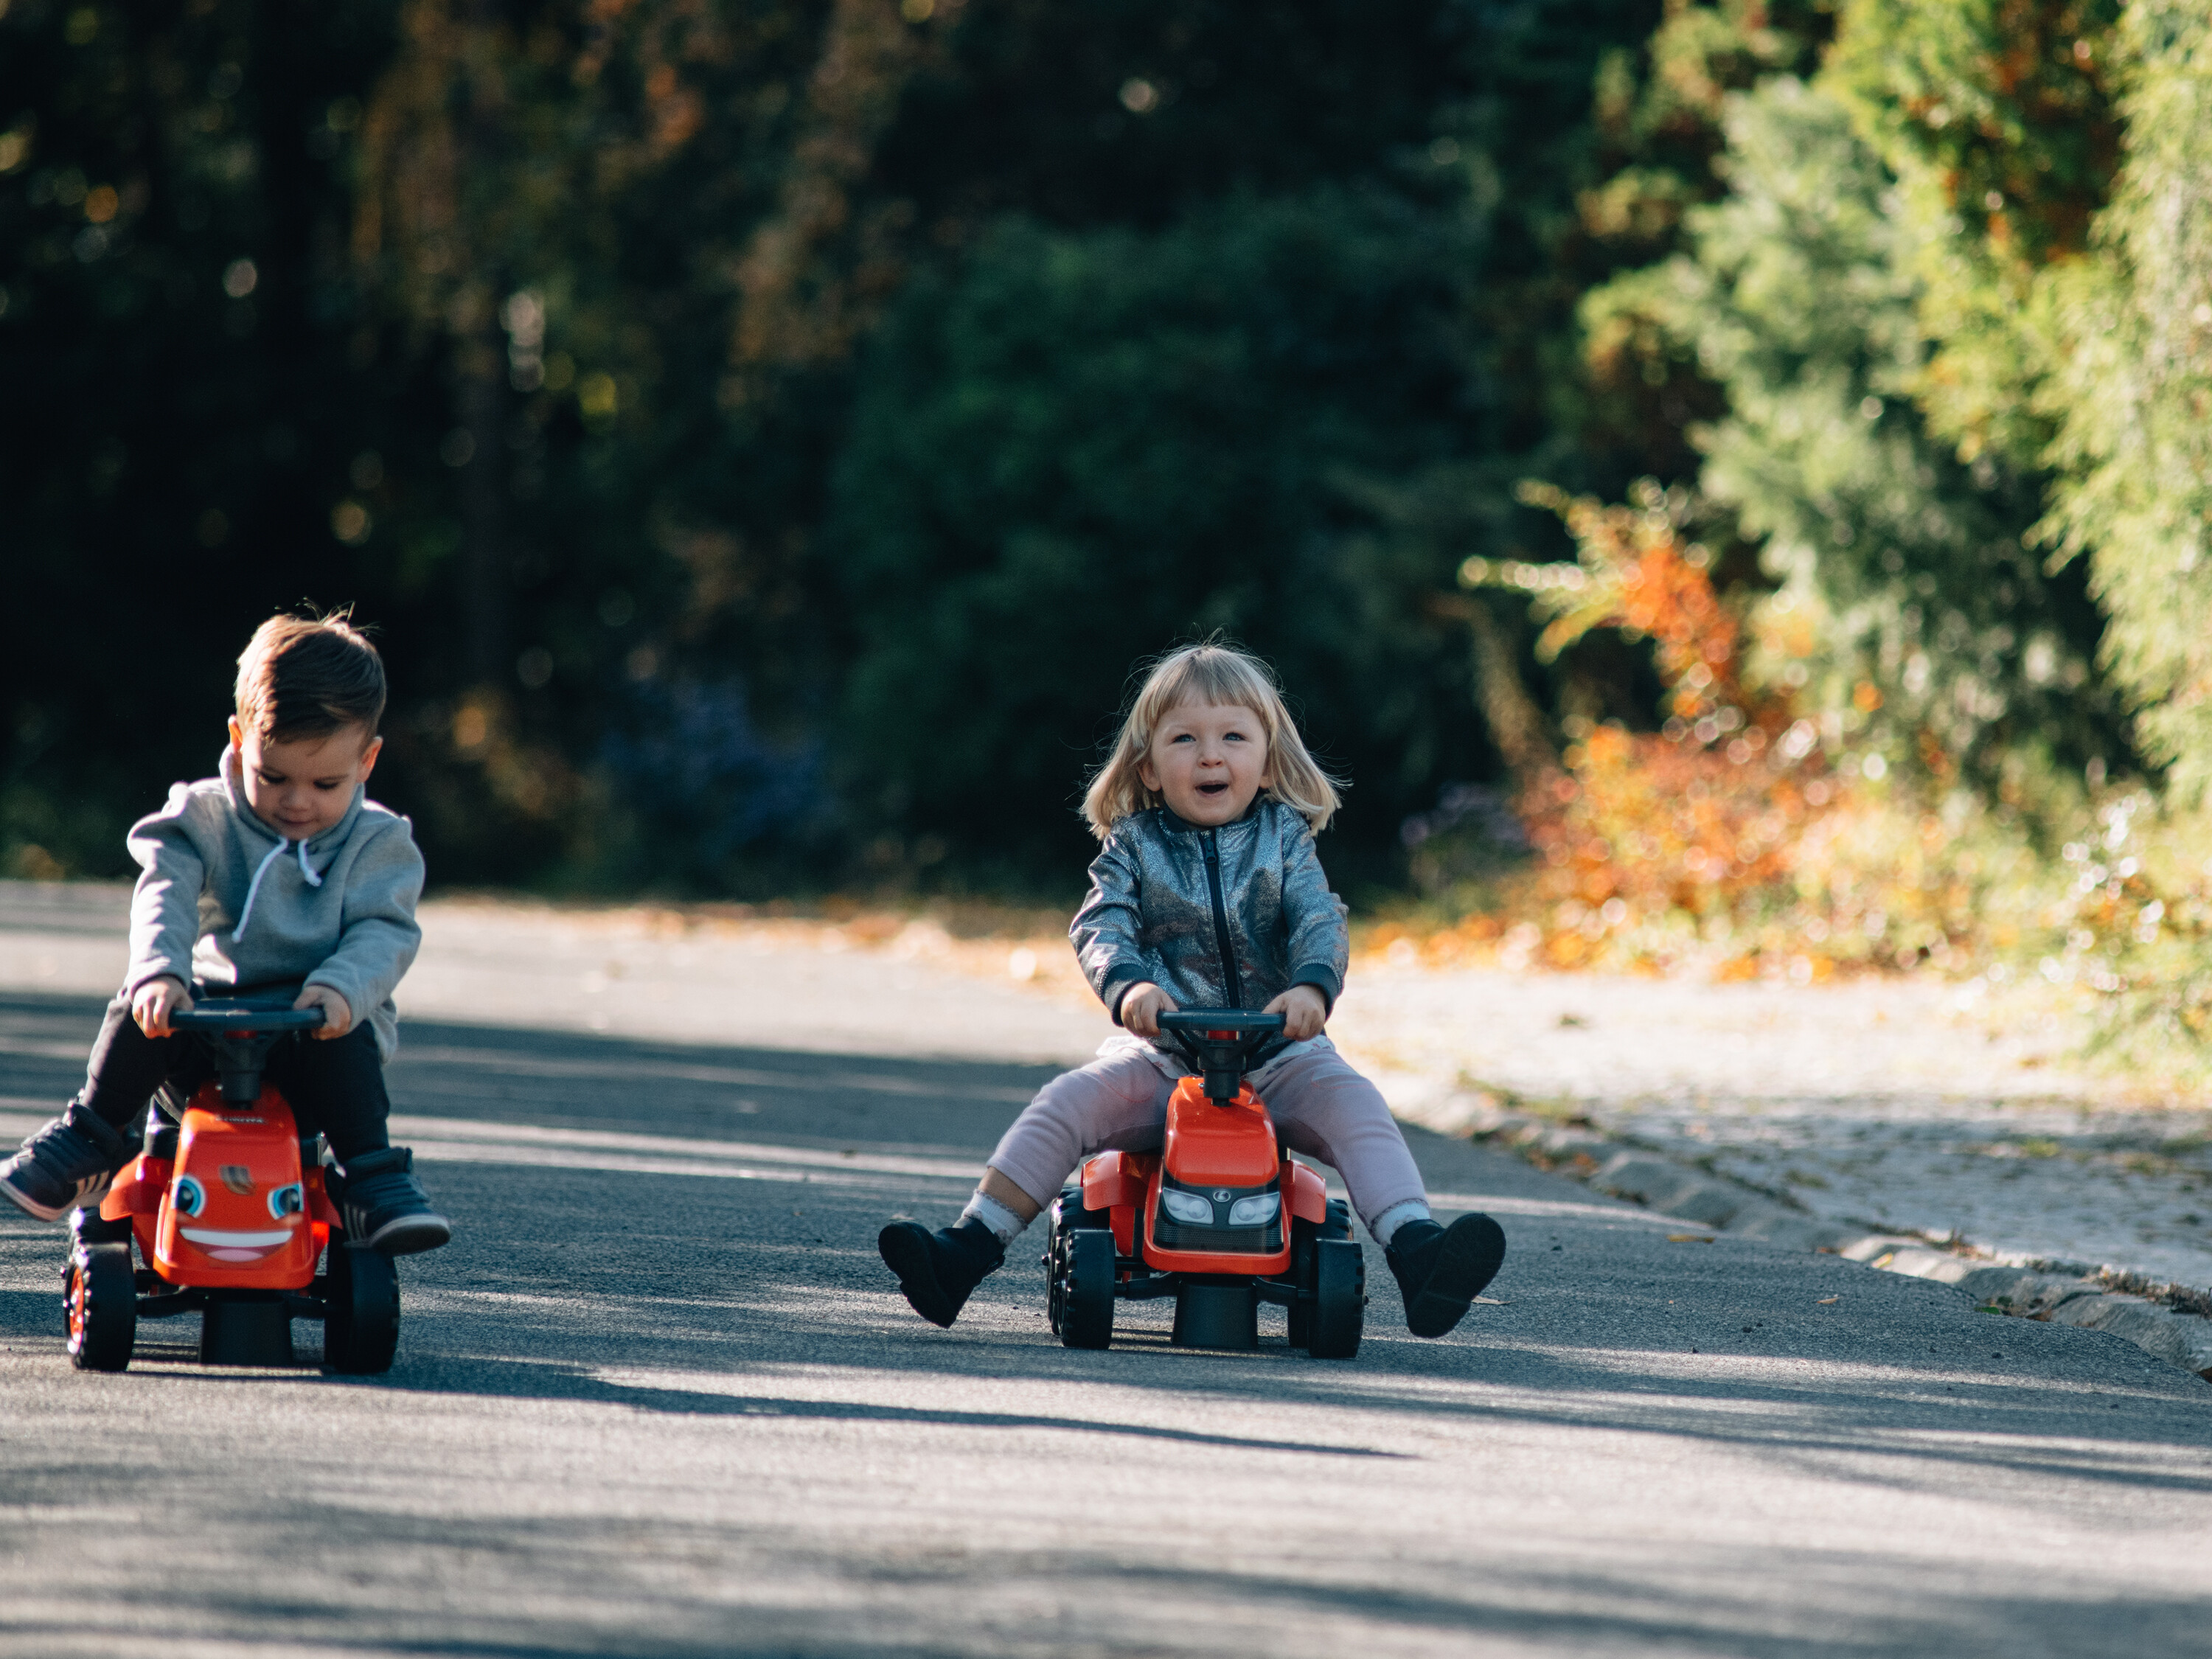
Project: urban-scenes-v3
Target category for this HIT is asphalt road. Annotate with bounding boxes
[3,981,2212,1658]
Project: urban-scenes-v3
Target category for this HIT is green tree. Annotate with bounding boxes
[342,0,1610,889]
[0,0,403,876]
[1823,0,2122,472]
[18,0,2023,898]
[1589,76,2119,789]
[2041,2,2212,798]
[828,190,1494,880]
[1573,0,1834,486]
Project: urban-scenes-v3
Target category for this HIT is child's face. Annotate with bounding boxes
[1138,701,1272,827]
[228,718,382,841]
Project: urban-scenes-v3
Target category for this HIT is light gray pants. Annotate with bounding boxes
[987,1040,1427,1234]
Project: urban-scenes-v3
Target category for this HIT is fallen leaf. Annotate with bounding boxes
[1666,1233,1716,1244]
[1816,1296,1839,1304]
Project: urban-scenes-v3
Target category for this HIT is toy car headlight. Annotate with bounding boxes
[1160,1189,1214,1225]
[1227,1192,1280,1227]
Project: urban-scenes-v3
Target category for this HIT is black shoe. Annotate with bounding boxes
[1387,1213,1507,1338]
[332,1147,451,1256]
[878,1217,1004,1328]
[0,1105,131,1222]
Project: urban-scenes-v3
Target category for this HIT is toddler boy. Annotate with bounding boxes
[0,613,450,1254]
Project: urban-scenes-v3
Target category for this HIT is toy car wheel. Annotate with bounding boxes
[1046,1186,1110,1337]
[1046,1208,1070,1335]
[1306,1237,1364,1360]
[1058,1228,1116,1351]
[321,1242,400,1375]
[1289,1197,1355,1350]
[1054,1184,1111,1234]
[64,1243,136,1373]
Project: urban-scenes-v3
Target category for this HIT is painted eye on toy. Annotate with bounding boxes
[173,1175,205,1217]
[268,1182,305,1220]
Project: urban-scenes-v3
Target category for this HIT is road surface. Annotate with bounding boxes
[1,891,2209,1655]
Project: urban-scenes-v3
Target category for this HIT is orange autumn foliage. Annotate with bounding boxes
[1408,481,1980,979]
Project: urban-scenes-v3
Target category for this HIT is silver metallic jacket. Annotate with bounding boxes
[1071,799,1349,1058]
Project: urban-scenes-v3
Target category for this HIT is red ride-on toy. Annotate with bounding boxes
[63,996,400,1374]
[1045,1010,1366,1357]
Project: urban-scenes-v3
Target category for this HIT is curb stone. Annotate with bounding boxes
[1439,1105,2212,1384]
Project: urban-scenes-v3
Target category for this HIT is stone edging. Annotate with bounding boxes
[1465,1111,2212,1382]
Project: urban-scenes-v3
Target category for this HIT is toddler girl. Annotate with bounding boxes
[877,642,1506,1338]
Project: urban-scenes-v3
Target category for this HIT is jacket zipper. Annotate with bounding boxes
[1200,830,1245,1009]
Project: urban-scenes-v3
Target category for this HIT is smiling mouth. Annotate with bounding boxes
[180,1225,296,1264]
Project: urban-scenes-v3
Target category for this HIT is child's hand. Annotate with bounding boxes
[293,984,355,1040]
[132,977,192,1038]
[1121,982,1178,1038]
[1263,984,1329,1041]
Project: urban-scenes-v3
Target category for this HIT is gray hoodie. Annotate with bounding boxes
[124,746,425,1060]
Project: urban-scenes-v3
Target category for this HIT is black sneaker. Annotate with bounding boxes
[1386,1213,1507,1338]
[878,1217,1004,1328]
[0,1105,131,1222]
[332,1147,451,1256]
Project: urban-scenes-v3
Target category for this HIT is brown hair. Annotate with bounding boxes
[1082,641,1344,839]
[234,611,386,742]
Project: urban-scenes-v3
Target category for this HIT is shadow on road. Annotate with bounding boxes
[0,987,1058,1158]
[340,1354,1411,1458]
[5,1506,2205,1659]
[6,985,2210,1513]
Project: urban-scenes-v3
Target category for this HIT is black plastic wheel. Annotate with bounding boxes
[1046,1185,1110,1337]
[322,1242,400,1374]
[1045,1193,1074,1335]
[1289,1197,1355,1350]
[1058,1228,1116,1351]
[1307,1237,1365,1360]
[1055,1184,1111,1234]
[64,1243,136,1373]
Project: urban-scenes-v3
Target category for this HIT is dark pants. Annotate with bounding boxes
[80,996,392,1162]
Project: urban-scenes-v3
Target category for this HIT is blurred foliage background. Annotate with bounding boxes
[8,0,2212,1066]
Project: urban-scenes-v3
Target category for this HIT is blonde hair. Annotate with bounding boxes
[1082,641,1344,839]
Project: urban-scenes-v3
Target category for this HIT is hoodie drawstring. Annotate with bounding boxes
[234,835,322,941]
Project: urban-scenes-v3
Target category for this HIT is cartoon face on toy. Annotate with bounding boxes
[149,1099,321,1289]
[171,1160,306,1264]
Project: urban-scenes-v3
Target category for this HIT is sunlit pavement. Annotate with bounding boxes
[2,888,2211,1655]
[1336,964,2212,1287]
[17,880,2203,1284]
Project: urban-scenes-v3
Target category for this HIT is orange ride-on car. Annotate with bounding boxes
[1045,1010,1365,1357]
[63,997,400,1374]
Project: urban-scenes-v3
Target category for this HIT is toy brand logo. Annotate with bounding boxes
[1212,1189,1231,1203]
[219,1165,254,1195]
